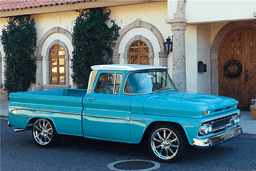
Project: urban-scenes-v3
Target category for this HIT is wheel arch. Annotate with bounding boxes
[27,117,58,132]
[141,121,189,143]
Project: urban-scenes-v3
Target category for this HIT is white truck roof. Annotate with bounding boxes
[91,64,167,71]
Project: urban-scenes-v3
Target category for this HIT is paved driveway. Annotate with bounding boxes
[1,117,256,171]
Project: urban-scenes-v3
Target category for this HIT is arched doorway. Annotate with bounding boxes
[218,27,256,108]
[129,40,149,65]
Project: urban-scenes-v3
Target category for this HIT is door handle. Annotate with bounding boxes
[87,98,96,101]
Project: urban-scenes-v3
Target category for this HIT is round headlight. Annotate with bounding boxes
[208,124,212,133]
[199,124,213,135]
[205,125,209,134]
[234,115,241,124]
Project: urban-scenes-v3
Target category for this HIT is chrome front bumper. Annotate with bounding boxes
[7,120,12,127]
[193,126,243,147]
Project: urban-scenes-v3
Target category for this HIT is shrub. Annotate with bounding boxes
[1,16,37,94]
[72,8,120,89]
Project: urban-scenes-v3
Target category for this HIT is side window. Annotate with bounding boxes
[94,73,122,94]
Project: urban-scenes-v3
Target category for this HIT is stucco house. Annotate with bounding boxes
[0,0,255,108]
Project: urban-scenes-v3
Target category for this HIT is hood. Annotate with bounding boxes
[143,91,238,118]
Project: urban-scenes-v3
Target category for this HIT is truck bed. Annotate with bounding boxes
[8,89,87,136]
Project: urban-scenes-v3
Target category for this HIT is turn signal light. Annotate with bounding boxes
[203,111,210,115]
[10,109,17,115]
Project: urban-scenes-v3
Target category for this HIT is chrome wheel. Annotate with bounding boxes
[33,119,54,146]
[150,127,179,160]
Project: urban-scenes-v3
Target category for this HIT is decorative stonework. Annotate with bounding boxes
[35,56,43,90]
[166,0,187,91]
[35,27,72,90]
[113,20,165,64]
[43,39,70,89]
[211,20,256,95]
[36,56,43,61]
[173,0,187,22]
[158,51,168,67]
[171,23,187,91]
[123,35,154,65]
[112,53,121,64]
[36,27,72,58]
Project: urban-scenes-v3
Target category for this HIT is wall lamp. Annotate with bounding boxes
[164,36,173,54]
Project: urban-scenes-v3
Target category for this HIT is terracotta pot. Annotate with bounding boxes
[250,105,256,120]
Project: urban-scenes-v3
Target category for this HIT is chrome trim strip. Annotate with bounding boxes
[82,114,147,122]
[10,110,31,118]
[10,108,147,122]
[83,114,129,121]
[10,102,80,109]
[193,126,243,147]
[10,108,81,116]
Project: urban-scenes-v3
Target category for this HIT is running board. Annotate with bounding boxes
[14,127,32,132]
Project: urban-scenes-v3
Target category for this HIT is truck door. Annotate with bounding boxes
[83,71,131,142]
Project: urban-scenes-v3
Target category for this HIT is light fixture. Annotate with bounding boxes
[164,36,173,54]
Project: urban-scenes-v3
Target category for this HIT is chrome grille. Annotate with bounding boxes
[212,115,233,129]
[199,113,238,136]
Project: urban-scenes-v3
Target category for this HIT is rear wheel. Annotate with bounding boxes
[32,118,59,147]
[148,124,188,162]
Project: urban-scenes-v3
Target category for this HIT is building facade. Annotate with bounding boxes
[1,0,256,108]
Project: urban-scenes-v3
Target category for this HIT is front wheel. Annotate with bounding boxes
[32,118,59,147]
[148,124,188,162]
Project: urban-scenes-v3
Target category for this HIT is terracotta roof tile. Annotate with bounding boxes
[0,0,94,11]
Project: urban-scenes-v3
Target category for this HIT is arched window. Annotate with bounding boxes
[129,40,149,65]
[50,45,66,84]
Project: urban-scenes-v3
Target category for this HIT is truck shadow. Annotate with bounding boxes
[57,135,237,163]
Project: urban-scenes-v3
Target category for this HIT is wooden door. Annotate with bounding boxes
[50,45,66,85]
[219,28,256,108]
[129,40,149,65]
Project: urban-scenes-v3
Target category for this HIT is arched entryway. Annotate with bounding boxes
[218,27,256,108]
[112,19,167,66]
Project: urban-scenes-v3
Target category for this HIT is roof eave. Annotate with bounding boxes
[0,0,166,18]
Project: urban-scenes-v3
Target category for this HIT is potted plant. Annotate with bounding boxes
[250,99,256,120]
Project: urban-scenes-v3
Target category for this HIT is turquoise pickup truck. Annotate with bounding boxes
[8,64,242,162]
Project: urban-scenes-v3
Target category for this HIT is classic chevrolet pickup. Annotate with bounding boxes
[8,64,242,162]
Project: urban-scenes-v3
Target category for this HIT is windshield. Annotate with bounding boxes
[124,70,176,94]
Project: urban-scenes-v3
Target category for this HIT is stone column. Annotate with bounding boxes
[123,53,128,64]
[35,56,43,90]
[171,23,187,91]
[166,0,187,91]
[112,53,120,64]
[158,51,168,67]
